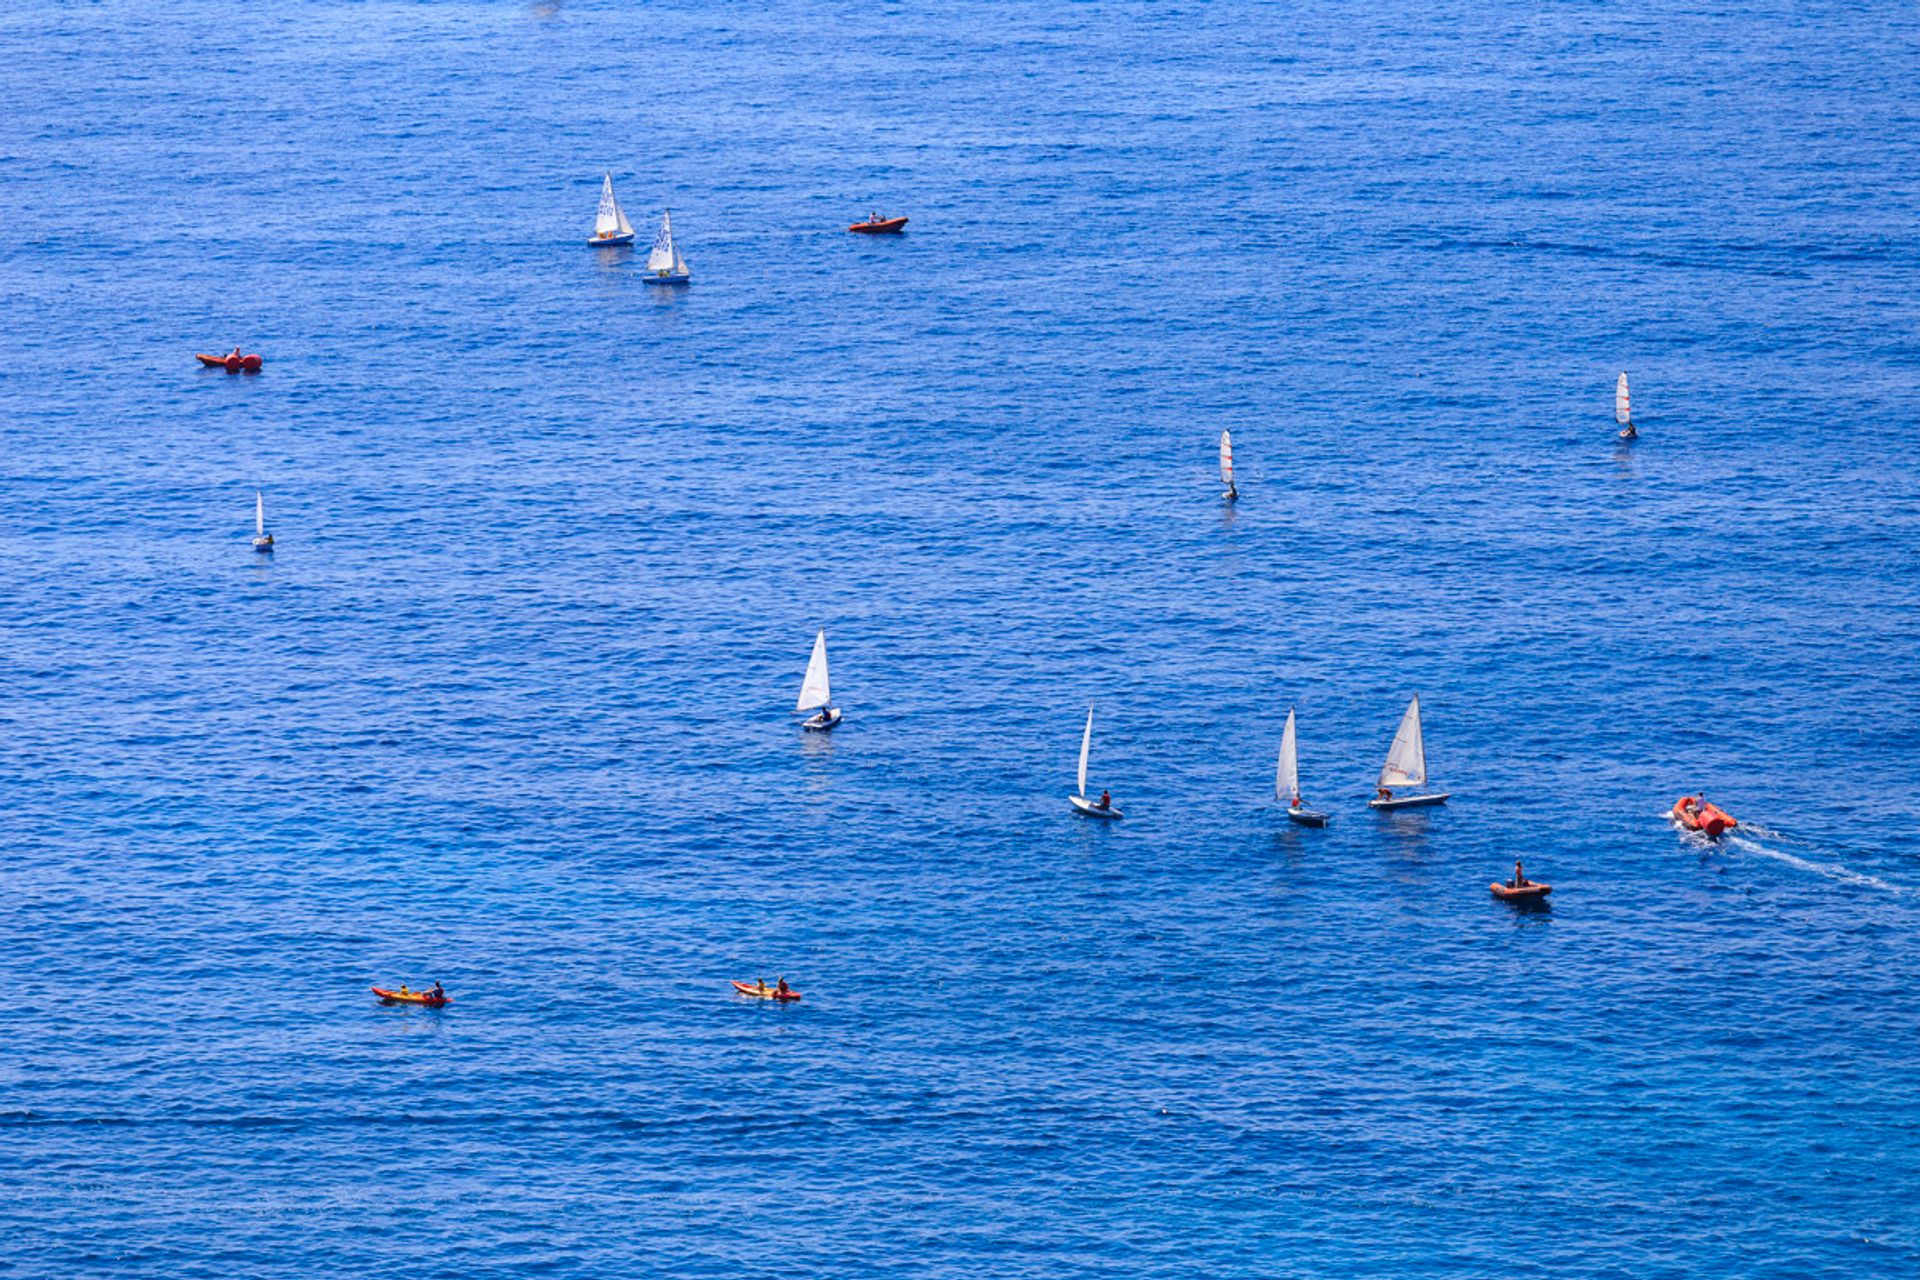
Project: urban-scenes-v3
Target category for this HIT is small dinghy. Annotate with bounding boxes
[732,979,802,1001]
[373,986,449,1007]
[849,214,907,233]
[642,209,691,284]
[196,350,262,373]
[587,172,636,247]
[1491,880,1552,902]
[252,490,273,553]
[795,630,840,731]
[1368,695,1450,809]
[1219,430,1238,501]
[1068,703,1123,818]
[1277,708,1328,827]
[1615,372,1636,440]
[1672,795,1737,837]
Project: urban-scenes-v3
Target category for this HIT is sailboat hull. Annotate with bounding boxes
[801,709,842,732]
[1369,792,1449,810]
[643,273,690,285]
[588,233,635,247]
[1286,808,1329,828]
[1069,795,1123,819]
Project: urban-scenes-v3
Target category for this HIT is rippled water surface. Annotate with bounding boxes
[3,2,1919,1276]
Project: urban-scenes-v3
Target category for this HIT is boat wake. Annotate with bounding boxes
[1659,812,1914,894]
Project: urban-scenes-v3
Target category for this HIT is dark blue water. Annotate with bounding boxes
[4,2,1919,1275]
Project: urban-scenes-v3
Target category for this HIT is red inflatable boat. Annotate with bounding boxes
[1672,796,1738,838]
[1491,881,1552,901]
[849,216,907,234]
[196,351,263,373]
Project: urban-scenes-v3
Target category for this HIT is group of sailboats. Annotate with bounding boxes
[587,174,690,284]
[1069,696,1448,823]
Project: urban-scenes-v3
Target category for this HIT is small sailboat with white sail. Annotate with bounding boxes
[795,630,840,731]
[1615,372,1636,440]
[587,174,635,247]
[643,210,691,284]
[1368,695,1449,810]
[252,491,273,553]
[1277,708,1327,827]
[1068,703,1123,818]
[1219,430,1237,501]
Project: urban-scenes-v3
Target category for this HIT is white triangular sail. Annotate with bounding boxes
[595,174,631,239]
[648,210,681,275]
[1379,695,1428,789]
[1077,704,1094,798]
[255,491,266,538]
[1276,708,1298,804]
[795,630,831,712]
[1615,372,1631,425]
[1219,431,1234,486]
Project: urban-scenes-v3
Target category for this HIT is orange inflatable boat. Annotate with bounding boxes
[1672,796,1737,838]
[196,351,263,373]
[1491,880,1552,901]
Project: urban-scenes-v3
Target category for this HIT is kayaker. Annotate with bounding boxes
[1098,789,1111,810]
[430,981,445,1002]
[776,977,791,997]
[399,985,412,997]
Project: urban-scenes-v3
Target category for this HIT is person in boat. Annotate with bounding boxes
[398,985,411,997]
[1620,423,1637,440]
[1376,786,1393,803]
[1097,789,1112,810]
[228,346,243,361]
[1510,859,1527,889]
[775,977,791,997]
[1289,791,1302,811]
[430,981,445,1002]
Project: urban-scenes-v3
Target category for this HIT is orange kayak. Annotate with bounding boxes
[373,986,449,1007]
[1491,881,1552,901]
[732,980,801,1001]
[849,217,907,234]
[196,352,262,372]
[1672,796,1737,838]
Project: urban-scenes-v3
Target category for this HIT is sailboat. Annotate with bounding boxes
[1277,708,1327,827]
[252,491,273,553]
[587,174,635,247]
[1367,695,1449,809]
[1615,372,1636,440]
[642,209,691,284]
[1219,430,1237,501]
[1067,703,1123,818]
[795,630,840,730]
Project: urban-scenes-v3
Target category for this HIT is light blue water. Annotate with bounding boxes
[2,2,1919,1276]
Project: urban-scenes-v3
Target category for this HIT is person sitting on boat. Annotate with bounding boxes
[228,346,243,361]
[1098,789,1112,810]
[1620,423,1637,440]
[398,985,412,998]
[431,981,445,1002]
[1289,791,1303,811]
[776,977,791,997]
[1376,786,1393,802]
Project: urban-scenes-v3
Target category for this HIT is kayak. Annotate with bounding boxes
[849,217,907,234]
[1672,796,1737,838]
[732,980,801,1001]
[1491,881,1552,901]
[373,986,449,1007]
[196,352,263,373]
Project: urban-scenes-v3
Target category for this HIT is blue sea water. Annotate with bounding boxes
[3,0,1919,1275]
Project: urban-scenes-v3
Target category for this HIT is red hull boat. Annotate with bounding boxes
[1491,881,1552,901]
[196,352,263,373]
[1672,796,1738,838]
[373,986,449,1007]
[849,216,907,234]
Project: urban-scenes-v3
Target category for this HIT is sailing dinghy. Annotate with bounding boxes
[1615,372,1636,440]
[643,210,691,284]
[1277,708,1327,827]
[252,491,273,554]
[795,630,840,731]
[1368,695,1449,809]
[1220,431,1237,501]
[1068,704,1123,818]
[587,174,636,247]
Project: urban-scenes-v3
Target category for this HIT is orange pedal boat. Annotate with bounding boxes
[849,216,907,234]
[1672,796,1737,838]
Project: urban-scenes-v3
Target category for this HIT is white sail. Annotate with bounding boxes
[1219,430,1234,486]
[255,491,265,538]
[795,630,831,712]
[1615,372,1631,424]
[648,210,679,274]
[1077,704,1094,798]
[1379,695,1428,789]
[1276,708,1298,804]
[595,174,629,239]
